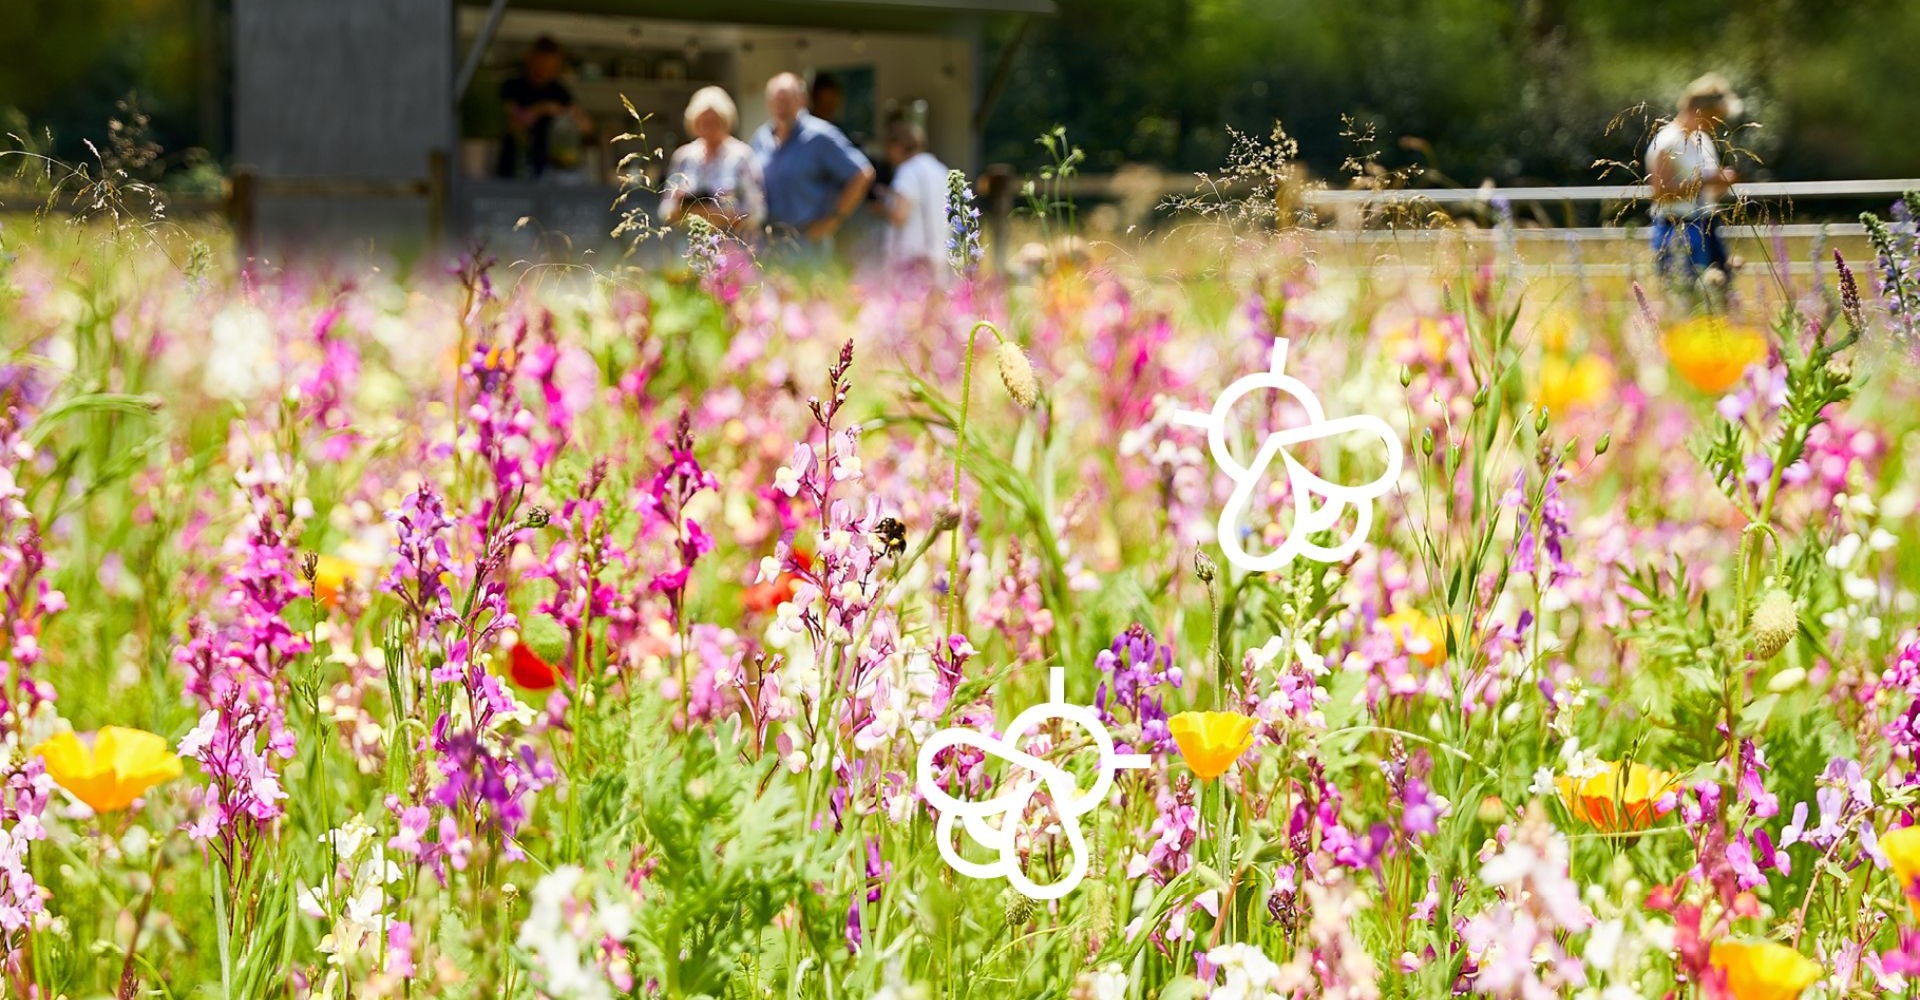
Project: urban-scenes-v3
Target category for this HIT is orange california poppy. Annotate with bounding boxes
[1661,316,1767,394]
[1555,760,1681,833]
[311,554,362,607]
[1169,711,1257,781]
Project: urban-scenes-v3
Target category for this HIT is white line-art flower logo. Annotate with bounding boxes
[1172,337,1403,573]
[915,667,1149,900]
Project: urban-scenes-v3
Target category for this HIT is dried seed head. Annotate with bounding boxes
[1749,588,1798,659]
[996,341,1040,408]
[933,503,962,533]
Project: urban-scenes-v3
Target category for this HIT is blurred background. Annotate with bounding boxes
[4,0,1918,254]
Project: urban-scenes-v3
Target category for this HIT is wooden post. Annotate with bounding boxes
[427,149,449,252]
[981,163,1016,276]
[226,167,257,262]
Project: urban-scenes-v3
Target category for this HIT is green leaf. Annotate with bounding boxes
[24,391,162,446]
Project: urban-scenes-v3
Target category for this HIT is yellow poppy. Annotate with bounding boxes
[35,727,183,813]
[1554,760,1681,833]
[1538,310,1577,353]
[1537,354,1614,413]
[1881,825,1920,916]
[1382,608,1448,667]
[1709,939,1821,1000]
[1169,712,1256,781]
[312,554,362,606]
[1382,315,1450,363]
[1661,316,1767,394]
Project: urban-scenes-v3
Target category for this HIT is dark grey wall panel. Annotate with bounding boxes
[234,0,453,180]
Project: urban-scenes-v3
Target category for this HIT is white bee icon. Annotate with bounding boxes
[915,667,1149,901]
[1172,337,1403,573]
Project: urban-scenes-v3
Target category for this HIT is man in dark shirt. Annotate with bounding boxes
[496,36,592,179]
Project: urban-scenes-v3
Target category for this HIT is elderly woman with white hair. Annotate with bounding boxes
[659,86,765,234]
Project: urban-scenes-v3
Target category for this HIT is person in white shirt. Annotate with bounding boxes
[1646,74,1742,282]
[876,120,952,276]
[659,87,765,236]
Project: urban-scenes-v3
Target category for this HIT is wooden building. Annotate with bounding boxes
[230,0,1051,256]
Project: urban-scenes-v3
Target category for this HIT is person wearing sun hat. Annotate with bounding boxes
[1646,73,1744,285]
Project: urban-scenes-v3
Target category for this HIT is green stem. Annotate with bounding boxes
[945,320,1003,638]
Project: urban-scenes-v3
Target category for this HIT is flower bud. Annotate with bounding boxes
[1399,364,1413,388]
[521,614,571,665]
[1001,886,1036,928]
[1749,588,1798,660]
[1594,432,1610,457]
[934,503,962,533]
[996,341,1040,408]
[1085,880,1113,938]
[1193,550,1217,584]
[1420,428,1436,457]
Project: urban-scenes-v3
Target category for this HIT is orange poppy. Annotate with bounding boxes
[311,555,362,606]
[744,550,812,614]
[1169,712,1257,781]
[1661,316,1767,394]
[1555,760,1681,833]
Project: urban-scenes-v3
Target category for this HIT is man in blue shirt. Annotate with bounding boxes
[750,73,875,249]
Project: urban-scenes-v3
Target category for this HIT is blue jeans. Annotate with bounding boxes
[1651,212,1728,281]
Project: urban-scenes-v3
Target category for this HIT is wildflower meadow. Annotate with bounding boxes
[5,182,1920,1000]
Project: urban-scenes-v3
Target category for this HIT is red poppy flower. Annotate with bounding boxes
[509,642,562,691]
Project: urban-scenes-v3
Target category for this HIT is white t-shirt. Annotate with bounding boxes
[1646,122,1721,214]
[885,152,951,268]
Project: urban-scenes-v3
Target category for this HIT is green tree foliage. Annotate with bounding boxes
[984,0,1920,184]
[0,0,214,162]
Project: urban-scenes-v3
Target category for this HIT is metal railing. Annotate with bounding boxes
[1055,171,1920,225]
[1301,177,1920,209]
